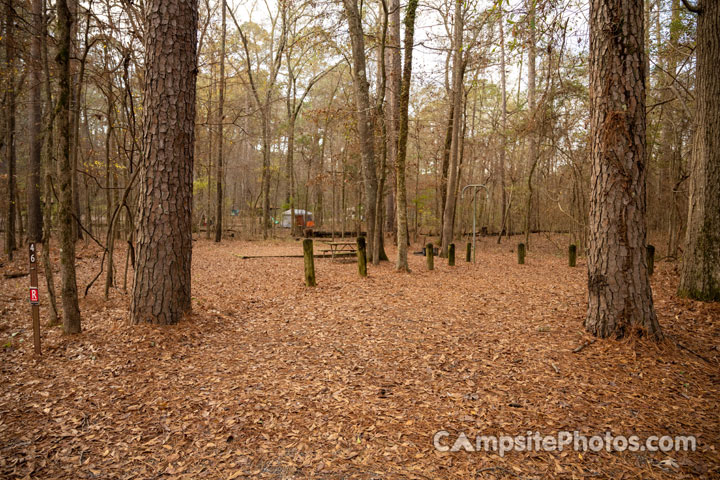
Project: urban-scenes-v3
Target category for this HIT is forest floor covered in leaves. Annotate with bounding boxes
[1,234,718,479]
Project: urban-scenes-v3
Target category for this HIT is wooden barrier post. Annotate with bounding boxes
[646,244,655,276]
[29,242,41,355]
[426,243,434,270]
[569,244,577,267]
[357,236,367,277]
[448,243,455,266]
[303,238,316,286]
[517,243,526,265]
[466,242,472,262]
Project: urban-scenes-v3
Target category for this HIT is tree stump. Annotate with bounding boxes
[517,243,526,265]
[303,238,316,286]
[466,242,471,262]
[569,244,577,267]
[426,243,434,270]
[449,243,455,266]
[646,244,655,276]
[357,236,367,277]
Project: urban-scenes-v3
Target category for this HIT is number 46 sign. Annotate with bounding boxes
[29,243,41,355]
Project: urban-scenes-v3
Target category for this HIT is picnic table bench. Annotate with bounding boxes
[317,240,357,258]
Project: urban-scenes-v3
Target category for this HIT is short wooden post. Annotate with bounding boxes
[426,243,434,270]
[517,243,526,265]
[569,244,577,267]
[303,238,316,286]
[448,243,455,266]
[356,236,367,277]
[646,244,655,276]
[466,242,471,262]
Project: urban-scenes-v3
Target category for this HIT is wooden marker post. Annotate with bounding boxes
[466,242,471,262]
[517,243,526,265]
[29,243,41,355]
[426,243,434,270]
[303,238,316,286]
[646,244,655,276]
[569,244,577,267]
[448,243,455,266]
[356,237,367,277]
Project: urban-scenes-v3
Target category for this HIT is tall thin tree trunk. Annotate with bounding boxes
[215,0,226,242]
[524,0,537,249]
[57,0,82,333]
[343,0,378,257]
[395,0,419,272]
[439,101,453,244]
[104,85,114,297]
[585,0,660,339]
[41,0,59,326]
[131,0,197,324]
[441,0,464,257]
[70,7,89,241]
[373,1,390,265]
[206,66,213,240]
[385,0,401,243]
[497,10,509,244]
[286,111,297,235]
[260,114,271,239]
[4,0,17,259]
[28,0,43,243]
[679,0,720,301]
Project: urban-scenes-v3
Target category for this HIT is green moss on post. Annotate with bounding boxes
[303,238,316,286]
[569,244,577,267]
[426,243,434,270]
[466,242,472,262]
[448,243,455,266]
[356,236,367,277]
[517,243,526,265]
[646,244,655,276]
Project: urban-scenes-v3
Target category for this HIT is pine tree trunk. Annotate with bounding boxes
[679,0,720,301]
[57,0,82,333]
[497,11,508,244]
[27,0,43,243]
[131,0,197,325]
[4,0,17,259]
[41,1,59,326]
[585,0,660,339]
[215,0,225,243]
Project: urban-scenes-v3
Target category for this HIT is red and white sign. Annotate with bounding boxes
[29,287,39,305]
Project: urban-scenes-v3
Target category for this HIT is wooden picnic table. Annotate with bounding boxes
[318,240,357,258]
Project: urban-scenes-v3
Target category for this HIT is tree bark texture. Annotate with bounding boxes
[215,0,226,243]
[585,0,660,339]
[395,0,419,272]
[57,0,82,333]
[27,0,43,242]
[679,0,720,301]
[131,0,197,325]
[343,0,378,259]
[441,0,464,257]
[4,0,17,258]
